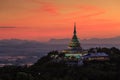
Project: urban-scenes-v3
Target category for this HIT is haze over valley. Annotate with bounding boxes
[0,36,120,66]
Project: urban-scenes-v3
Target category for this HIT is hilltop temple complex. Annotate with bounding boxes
[50,23,109,66]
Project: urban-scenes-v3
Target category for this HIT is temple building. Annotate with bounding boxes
[83,52,109,61]
[63,23,87,59]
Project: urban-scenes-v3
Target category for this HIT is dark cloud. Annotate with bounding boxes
[0,26,16,28]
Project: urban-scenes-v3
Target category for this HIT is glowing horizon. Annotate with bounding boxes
[0,0,120,41]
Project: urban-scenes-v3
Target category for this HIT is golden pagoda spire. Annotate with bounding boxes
[74,22,76,35]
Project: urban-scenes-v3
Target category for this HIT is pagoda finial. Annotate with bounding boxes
[74,22,76,34]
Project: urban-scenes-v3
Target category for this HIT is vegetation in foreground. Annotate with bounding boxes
[0,47,120,80]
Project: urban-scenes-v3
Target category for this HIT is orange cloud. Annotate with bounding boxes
[55,4,106,21]
[78,5,99,11]
[78,5,106,18]
[81,11,105,18]
[40,3,59,15]
[28,0,59,15]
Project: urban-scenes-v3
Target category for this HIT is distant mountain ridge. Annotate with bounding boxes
[82,36,120,44]
[0,36,120,56]
[0,39,66,56]
[49,36,120,44]
[48,38,70,44]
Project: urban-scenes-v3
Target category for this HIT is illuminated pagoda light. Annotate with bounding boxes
[63,23,87,59]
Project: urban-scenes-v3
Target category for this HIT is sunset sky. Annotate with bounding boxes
[0,0,120,41]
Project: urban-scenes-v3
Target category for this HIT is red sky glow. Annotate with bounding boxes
[0,0,120,41]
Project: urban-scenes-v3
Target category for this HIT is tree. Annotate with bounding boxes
[16,72,34,80]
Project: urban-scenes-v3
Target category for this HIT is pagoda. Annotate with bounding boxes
[68,23,82,52]
[63,23,85,58]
